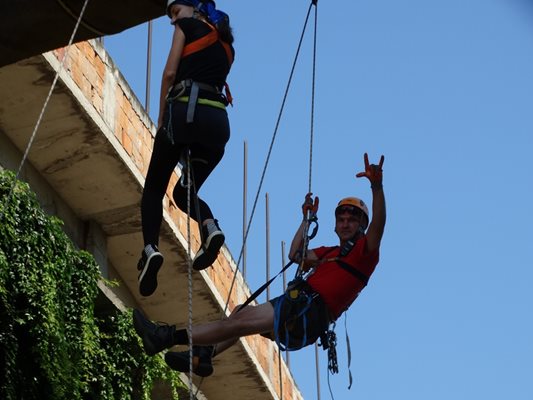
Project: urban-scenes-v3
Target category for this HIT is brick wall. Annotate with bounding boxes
[51,39,303,400]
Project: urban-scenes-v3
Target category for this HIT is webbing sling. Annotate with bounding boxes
[335,259,369,287]
[319,242,370,286]
[239,260,295,310]
[187,81,200,123]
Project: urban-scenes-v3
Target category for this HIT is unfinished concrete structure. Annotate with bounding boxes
[0,36,303,399]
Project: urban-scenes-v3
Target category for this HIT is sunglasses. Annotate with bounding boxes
[335,206,363,217]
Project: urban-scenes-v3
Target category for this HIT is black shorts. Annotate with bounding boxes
[263,288,331,351]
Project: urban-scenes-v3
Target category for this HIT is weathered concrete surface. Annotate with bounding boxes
[0,39,302,400]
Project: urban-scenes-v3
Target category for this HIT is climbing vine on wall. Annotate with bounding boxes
[0,170,184,400]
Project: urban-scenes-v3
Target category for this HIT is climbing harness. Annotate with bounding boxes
[273,277,331,351]
[163,9,235,147]
[172,95,227,110]
[165,79,229,137]
[176,17,234,105]
[274,278,314,351]
[168,5,234,111]
[168,79,225,99]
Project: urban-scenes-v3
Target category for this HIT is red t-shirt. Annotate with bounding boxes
[307,236,379,319]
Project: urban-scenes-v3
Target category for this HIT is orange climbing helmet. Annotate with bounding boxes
[335,197,369,227]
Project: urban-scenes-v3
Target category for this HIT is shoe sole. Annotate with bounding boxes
[165,352,213,377]
[192,232,224,271]
[132,309,159,356]
[138,252,163,297]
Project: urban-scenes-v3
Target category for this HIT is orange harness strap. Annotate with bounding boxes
[180,21,234,105]
[181,22,234,66]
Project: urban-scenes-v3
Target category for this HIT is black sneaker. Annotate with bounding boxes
[165,345,214,377]
[132,309,175,356]
[192,220,225,271]
[137,244,163,297]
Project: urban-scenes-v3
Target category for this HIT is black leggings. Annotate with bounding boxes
[141,102,229,246]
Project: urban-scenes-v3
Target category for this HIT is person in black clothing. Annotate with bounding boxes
[138,0,235,297]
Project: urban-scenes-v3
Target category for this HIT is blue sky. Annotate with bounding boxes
[105,1,533,398]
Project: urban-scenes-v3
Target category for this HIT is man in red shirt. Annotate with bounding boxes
[133,153,386,376]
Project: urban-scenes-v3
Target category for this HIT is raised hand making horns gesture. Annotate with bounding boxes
[356,153,385,190]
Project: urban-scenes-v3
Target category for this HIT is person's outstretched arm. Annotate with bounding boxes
[356,153,386,253]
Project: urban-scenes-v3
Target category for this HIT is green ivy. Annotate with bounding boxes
[0,170,185,399]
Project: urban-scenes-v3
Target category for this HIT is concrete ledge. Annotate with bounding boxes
[0,39,302,400]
